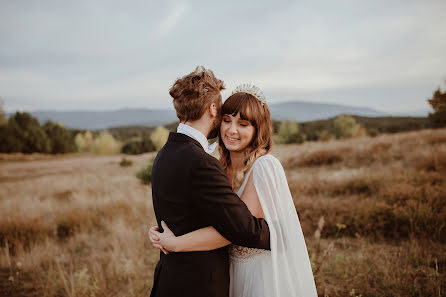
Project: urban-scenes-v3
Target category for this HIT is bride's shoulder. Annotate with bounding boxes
[253,154,283,168]
[251,154,286,183]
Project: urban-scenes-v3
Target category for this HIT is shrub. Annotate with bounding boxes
[141,137,156,152]
[121,137,156,155]
[120,158,133,167]
[121,139,140,155]
[91,132,120,155]
[333,115,366,139]
[136,159,155,185]
[367,128,380,137]
[277,120,305,144]
[316,130,334,141]
[74,131,93,152]
[150,126,169,151]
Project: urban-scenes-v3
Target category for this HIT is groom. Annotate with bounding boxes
[149,66,270,297]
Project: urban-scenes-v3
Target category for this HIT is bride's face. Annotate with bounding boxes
[220,113,255,152]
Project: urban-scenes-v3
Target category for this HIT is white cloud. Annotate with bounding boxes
[156,2,188,38]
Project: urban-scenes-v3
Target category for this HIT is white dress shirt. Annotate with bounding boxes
[177,123,218,154]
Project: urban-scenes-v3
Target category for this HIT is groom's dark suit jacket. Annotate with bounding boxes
[149,132,270,297]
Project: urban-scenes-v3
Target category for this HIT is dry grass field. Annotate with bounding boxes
[1,128,445,297]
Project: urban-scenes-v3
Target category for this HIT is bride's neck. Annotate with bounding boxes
[226,150,245,186]
[229,150,245,172]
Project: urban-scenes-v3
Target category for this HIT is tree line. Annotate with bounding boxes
[0,83,444,154]
[0,111,75,154]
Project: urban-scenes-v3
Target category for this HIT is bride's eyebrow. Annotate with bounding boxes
[237,115,250,121]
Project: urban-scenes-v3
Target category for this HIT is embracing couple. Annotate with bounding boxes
[148,66,318,297]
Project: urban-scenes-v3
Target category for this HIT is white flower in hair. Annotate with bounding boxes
[231,84,266,105]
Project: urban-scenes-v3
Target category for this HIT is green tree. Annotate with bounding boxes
[43,121,76,153]
[0,97,6,126]
[2,112,50,153]
[0,125,10,152]
[333,115,365,139]
[427,85,446,128]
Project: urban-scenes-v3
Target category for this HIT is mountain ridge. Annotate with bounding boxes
[6,101,426,130]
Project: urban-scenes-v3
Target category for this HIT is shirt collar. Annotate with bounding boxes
[177,123,217,154]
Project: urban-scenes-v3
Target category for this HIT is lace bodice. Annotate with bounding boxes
[229,244,271,263]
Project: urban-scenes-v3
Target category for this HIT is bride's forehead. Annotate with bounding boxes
[223,113,248,120]
[223,112,240,118]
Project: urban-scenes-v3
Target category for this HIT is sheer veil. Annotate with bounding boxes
[244,155,318,297]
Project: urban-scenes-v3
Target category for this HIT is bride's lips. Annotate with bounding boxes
[225,135,239,144]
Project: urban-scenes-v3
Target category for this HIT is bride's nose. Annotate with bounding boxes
[228,122,237,134]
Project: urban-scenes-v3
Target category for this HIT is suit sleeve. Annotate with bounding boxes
[191,156,270,250]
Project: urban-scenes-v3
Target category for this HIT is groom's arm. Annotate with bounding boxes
[191,156,270,250]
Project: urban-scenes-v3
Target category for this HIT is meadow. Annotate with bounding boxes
[0,128,445,297]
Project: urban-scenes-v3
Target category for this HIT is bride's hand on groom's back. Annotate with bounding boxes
[149,225,169,254]
[148,221,177,254]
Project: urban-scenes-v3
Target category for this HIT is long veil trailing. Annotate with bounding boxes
[248,155,318,296]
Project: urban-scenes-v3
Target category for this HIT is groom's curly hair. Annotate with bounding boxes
[169,66,225,122]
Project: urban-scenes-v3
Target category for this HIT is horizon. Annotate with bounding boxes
[4,99,431,116]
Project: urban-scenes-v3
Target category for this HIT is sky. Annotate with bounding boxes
[1,0,445,114]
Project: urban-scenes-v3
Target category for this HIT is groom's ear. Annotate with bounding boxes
[209,103,217,118]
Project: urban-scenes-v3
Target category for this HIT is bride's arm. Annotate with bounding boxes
[240,173,265,218]
[174,225,230,252]
[149,175,264,253]
[149,221,230,253]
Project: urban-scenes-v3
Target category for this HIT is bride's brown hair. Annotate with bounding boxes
[218,92,273,190]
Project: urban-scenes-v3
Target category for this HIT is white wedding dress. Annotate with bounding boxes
[229,155,318,297]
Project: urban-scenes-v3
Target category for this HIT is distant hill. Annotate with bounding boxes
[6,101,424,130]
[7,108,177,130]
[390,108,431,117]
[268,101,386,122]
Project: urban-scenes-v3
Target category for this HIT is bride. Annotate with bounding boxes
[149,85,318,297]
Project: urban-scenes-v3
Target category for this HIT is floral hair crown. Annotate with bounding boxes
[231,84,266,106]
